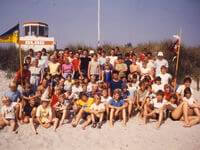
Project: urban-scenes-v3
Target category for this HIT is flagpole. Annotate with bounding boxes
[174,28,182,89]
[97,0,101,47]
[18,23,23,86]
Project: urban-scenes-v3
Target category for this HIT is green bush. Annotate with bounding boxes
[0,46,19,78]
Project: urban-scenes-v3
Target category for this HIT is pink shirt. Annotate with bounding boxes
[62,64,73,73]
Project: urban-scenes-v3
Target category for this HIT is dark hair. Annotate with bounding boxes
[183,77,192,84]
[125,53,130,57]
[156,90,164,96]
[155,76,161,82]
[184,87,192,97]
[29,49,34,53]
[42,48,47,53]
[139,80,146,87]
[79,92,88,99]
[132,74,138,79]
[112,70,119,75]
[170,94,178,101]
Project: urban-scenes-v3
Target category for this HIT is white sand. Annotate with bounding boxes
[0,71,200,150]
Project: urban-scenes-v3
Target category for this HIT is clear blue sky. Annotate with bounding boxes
[0,0,200,48]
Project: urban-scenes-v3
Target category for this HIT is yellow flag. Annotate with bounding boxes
[0,24,19,43]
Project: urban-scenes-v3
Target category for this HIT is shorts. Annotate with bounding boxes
[169,112,180,121]
[82,112,90,120]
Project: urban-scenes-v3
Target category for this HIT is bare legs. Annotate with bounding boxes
[109,108,126,127]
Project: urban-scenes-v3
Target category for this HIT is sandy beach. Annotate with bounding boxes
[0,71,200,150]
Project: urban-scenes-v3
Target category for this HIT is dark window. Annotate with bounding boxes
[39,26,44,36]
[31,26,37,36]
[44,27,48,37]
[24,26,29,36]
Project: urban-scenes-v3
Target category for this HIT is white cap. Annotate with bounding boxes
[158,51,164,56]
[41,88,50,102]
[89,50,94,54]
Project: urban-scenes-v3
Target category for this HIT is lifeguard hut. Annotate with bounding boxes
[19,22,56,51]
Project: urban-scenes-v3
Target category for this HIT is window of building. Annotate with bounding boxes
[31,26,37,36]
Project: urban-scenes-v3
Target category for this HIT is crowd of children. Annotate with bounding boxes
[0,47,200,134]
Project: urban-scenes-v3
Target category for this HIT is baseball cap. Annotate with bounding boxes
[158,51,164,56]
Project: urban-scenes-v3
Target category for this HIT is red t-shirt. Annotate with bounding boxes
[51,95,59,108]
[164,92,172,101]
[72,59,80,71]
[15,69,31,82]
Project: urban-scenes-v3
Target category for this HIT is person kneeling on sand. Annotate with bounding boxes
[36,89,59,132]
[144,90,167,128]
[0,96,18,134]
[108,89,128,128]
[90,93,105,129]
[71,92,94,129]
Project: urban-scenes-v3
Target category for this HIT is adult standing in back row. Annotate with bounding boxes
[80,50,91,78]
[154,51,168,76]
[88,54,100,80]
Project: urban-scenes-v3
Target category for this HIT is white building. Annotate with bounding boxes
[19,22,56,52]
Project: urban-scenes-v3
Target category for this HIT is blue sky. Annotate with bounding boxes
[0,0,200,48]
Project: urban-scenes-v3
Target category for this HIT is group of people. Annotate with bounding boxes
[0,47,200,134]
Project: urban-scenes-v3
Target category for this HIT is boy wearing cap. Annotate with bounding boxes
[36,90,59,132]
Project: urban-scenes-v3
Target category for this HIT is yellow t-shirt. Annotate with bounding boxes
[48,62,60,76]
[36,105,52,123]
[76,98,94,112]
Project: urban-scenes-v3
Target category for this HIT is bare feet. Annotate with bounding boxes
[183,123,191,128]
[155,123,160,129]
[110,123,114,128]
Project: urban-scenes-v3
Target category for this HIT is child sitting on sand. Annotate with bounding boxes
[182,87,200,117]
[165,94,200,127]
[36,89,59,132]
[0,96,18,133]
[72,92,94,129]
[108,89,128,127]
[54,94,68,126]
[90,94,105,129]
[144,90,167,128]
[19,97,38,134]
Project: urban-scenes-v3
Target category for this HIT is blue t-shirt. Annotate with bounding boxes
[104,70,112,83]
[110,99,124,107]
[4,90,21,102]
[122,91,130,99]
[110,80,123,94]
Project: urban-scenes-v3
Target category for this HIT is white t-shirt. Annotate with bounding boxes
[147,60,155,69]
[101,96,112,103]
[140,66,151,75]
[72,85,83,95]
[152,83,164,93]
[107,56,117,66]
[128,84,138,98]
[183,97,195,106]
[158,73,172,85]
[176,85,194,97]
[154,59,168,76]
[90,103,105,111]
[150,98,167,109]
[98,57,107,66]
[1,103,16,119]
[89,61,100,75]
[29,66,41,84]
